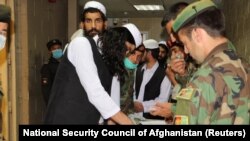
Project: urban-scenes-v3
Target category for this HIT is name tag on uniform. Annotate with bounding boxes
[176,88,195,100]
[173,115,189,125]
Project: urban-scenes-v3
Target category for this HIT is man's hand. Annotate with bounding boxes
[166,66,178,86]
[134,101,144,113]
[149,102,173,118]
[107,119,116,125]
[110,111,134,125]
[170,59,186,74]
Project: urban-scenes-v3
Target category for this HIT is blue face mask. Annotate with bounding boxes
[123,57,138,70]
[52,49,63,59]
[0,34,6,51]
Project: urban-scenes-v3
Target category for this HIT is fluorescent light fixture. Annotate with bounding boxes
[134,5,164,11]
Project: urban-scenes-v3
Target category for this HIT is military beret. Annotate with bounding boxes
[0,4,11,22]
[46,39,62,50]
[173,0,217,32]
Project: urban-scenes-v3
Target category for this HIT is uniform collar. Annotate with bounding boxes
[203,42,229,64]
[49,56,60,63]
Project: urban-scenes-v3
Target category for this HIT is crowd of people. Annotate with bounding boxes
[2,0,248,126]
[40,0,249,125]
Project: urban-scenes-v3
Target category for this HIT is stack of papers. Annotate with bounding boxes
[140,119,166,125]
[129,113,166,125]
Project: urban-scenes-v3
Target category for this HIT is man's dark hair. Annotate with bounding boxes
[81,8,107,22]
[180,7,225,39]
[0,5,11,23]
[151,48,160,60]
[146,48,159,60]
[46,39,62,50]
[170,2,189,14]
[159,44,169,54]
[161,2,189,27]
[100,27,134,83]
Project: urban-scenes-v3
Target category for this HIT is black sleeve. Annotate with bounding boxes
[40,64,52,105]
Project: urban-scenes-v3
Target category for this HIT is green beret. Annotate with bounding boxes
[0,4,11,22]
[173,0,217,32]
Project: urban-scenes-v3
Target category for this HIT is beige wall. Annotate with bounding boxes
[13,0,68,128]
[2,0,69,140]
[0,0,15,140]
[68,0,79,39]
[108,18,164,42]
[2,0,250,140]
[129,18,163,41]
[222,0,250,62]
[25,0,68,124]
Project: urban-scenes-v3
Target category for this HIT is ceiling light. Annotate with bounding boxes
[134,5,164,11]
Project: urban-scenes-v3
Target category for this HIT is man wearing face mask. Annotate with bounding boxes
[40,39,63,106]
[0,4,11,139]
[0,5,10,52]
[0,4,11,91]
[119,45,145,116]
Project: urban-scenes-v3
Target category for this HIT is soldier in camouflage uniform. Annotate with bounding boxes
[120,46,145,115]
[151,0,250,124]
[161,2,199,103]
[120,69,136,115]
[166,41,198,102]
[0,4,11,139]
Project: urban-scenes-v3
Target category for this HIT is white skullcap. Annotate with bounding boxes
[158,41,167,46]
[122,23,142,48]
[143,39,159,49]
[84,1,106,16]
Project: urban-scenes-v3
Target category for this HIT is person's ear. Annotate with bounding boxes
[191,28,202,43]
[48,49,52,55]
[80,22,83,29]
[104,21,108,30]
[81,21,85,29]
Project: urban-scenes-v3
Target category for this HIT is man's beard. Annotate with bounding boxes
[84,28,101,37]
[158,57,167,64]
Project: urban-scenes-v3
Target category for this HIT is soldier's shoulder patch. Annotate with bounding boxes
[176,88,195,100]
[173,115,189,125]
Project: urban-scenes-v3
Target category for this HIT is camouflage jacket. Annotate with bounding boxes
[171,59,198,100]
[120,69,135,115]
[178,42,249,124]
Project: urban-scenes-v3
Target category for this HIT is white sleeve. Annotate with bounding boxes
[67,37,120,119]
[110,76,120,106]
[142,76,172,112]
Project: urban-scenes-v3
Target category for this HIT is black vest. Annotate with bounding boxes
[44,37,112,124]
[135,64,165,119]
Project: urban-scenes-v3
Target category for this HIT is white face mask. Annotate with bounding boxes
[0,34,6,51]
